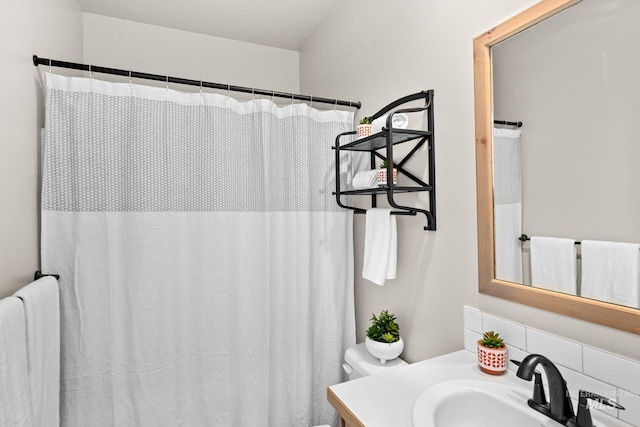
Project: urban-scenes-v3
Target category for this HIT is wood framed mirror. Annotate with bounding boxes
[473,0,640,334]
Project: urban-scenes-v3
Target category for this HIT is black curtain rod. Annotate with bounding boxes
[33,55,361,109]
[494,120,523,127]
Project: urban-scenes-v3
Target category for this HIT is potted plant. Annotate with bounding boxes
[477,331,508,375]
[357,117,373,138]
[365,309,404,364]
[377,159,398,186]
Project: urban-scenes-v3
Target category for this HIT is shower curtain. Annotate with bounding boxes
[41,73,355,427]
[493,126,523,283]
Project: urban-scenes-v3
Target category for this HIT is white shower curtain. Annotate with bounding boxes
[41,73,355,427]
[493,126,523,283]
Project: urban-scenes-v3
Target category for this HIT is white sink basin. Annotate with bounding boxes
[412,379,563,427]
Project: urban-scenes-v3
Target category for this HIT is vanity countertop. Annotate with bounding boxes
[327,349,632,427]
[328,350,519,427]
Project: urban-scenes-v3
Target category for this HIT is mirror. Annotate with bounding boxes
[474,0,640,334]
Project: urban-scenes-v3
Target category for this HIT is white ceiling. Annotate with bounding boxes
[77,0,343,51]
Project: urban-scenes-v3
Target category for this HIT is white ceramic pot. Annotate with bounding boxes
[477,341,508,375]
[365,336,404,365]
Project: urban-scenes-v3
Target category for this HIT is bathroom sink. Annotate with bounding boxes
[411,379,562,427]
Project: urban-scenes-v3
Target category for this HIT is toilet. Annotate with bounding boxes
[342,342,407,381]
[311,344,408,427]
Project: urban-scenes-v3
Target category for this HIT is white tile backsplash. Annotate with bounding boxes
[583,347,640,396]
[526,328,583,371]
[463,306,482,333]
[463,328,481,353]
[482,313,527,350]
[619,390,640,427]
[463,306,640,427]
[558,365,618,417]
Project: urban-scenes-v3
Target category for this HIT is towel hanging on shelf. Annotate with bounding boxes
[362,209,397,285]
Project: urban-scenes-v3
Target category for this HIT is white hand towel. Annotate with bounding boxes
[352,170,378,189]
[371,113,409,134]
[0,297,34,426]
[530,236,577,295]
[362,209,397,285]
[14,276,60,427]
[581,240,640,308]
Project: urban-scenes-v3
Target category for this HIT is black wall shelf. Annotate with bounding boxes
[332,90,436,230]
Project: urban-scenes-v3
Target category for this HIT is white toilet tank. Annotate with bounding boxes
[343,342,407,381]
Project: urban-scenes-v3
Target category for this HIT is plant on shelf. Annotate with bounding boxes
[357,117,373,138]
[477,331,508,375]
[377,159,397,186]
[365,309,404,364]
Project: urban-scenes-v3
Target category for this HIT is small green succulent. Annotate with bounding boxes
[366,310,400,343]
[359,117,372,125]
[480,331,505,349]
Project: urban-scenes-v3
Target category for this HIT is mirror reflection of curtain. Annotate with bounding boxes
[493,126,523,283]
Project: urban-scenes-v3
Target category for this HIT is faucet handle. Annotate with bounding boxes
[575,390,625,427]
[511,359,547,405]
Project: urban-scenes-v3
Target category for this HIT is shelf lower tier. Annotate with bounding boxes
[337,185,433,196]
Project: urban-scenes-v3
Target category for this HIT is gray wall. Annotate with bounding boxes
[0,0,83,296]
[300,0,640,362]
[83,14,300,94]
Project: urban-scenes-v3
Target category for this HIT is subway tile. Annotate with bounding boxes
[584,347,640,397]
[482,313,526,350]
[590,405,636,427]
[464,328,481,353]
[618,389,640,427]
[463,306,482,334]
[526,328,582,371]
[558,365,618,417]
[506,346,529,372]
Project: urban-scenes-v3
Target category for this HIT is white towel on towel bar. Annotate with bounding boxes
[530,236,577,295]
[0,297,34,426]
[14,276,60,427]
[581,240,640,308]
[362,208,397,285]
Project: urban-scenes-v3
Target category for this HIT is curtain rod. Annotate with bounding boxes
[494,120,523,127]
[33,55,361,109]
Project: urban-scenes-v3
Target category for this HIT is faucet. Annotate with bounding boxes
[516,354,575,425]
[516,354,626,427]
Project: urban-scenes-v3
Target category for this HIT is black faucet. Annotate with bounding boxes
[516,354,575,425]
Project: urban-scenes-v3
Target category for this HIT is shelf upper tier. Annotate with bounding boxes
[339,128,431,151]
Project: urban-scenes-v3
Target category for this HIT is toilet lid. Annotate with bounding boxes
[345,342,407,377]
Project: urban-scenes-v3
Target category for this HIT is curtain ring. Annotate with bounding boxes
[48,59,52,73]
[129,70,132,85]
[227,84,231,97]
[89,64,93,80]
[271,90,275,103]
[166,75,169,90]
[200,80,203,94]
[309,95,313,108]
[252,88,255,100]
[291,93,294,105]
[334,99,337,111]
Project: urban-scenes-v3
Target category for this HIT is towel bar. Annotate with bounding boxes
[34,271,60,281]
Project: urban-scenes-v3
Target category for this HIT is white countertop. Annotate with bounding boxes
[328,349,632,427]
